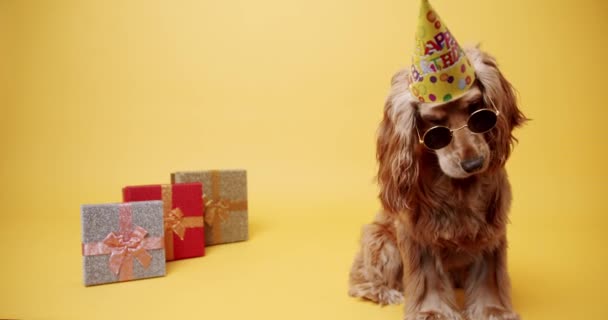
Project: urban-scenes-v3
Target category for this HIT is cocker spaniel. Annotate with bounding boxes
[349,46,527,320]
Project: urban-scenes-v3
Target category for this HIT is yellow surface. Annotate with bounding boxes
[1,1,607,319]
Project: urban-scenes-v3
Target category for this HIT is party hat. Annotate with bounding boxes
[409,0,476,103]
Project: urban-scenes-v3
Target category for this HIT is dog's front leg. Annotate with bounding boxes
[464,240,519,320]
[397,232,463,320]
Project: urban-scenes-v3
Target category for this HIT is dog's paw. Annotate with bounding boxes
[405,309,464,320]
[348,283,404,305]
[377,288,404,305]
[465,306,520,320]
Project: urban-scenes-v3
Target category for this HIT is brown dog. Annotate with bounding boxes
[348,46,526,320]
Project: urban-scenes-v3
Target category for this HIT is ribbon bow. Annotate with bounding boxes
[164,207,187,240]
[204,197,230,226]
[102,226,152,276]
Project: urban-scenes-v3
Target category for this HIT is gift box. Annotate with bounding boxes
[123,183,205,261]
[81,201,166,286]
[171,170,248,246]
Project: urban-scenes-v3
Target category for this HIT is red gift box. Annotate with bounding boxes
[123,183,205,261]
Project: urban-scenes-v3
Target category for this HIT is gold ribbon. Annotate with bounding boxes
[165,207,187,240]
[161,184,204,260]
[204,171,248,244]
[204,198,230,226]
[82,204,164,282]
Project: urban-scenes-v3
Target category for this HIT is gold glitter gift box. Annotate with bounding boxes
[171,170,248,246]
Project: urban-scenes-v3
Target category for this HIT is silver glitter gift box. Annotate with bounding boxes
[171,170,248,246]
[81,201,166,286]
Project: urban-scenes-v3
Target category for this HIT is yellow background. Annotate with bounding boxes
[1,0,606,319]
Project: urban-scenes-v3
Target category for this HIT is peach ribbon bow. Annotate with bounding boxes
[104,226,153,276]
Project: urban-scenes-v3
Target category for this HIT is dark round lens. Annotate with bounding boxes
[423,126,452,150]
[468,109,498,133]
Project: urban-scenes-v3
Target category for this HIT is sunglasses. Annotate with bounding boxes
[416,100,500,150]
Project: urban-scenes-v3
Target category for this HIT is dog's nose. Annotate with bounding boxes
[460,157,484,173]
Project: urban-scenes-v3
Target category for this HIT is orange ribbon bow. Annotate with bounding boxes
[204,197,230,227]
[164,208,187,241]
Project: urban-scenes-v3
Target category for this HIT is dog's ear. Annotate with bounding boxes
[377,69,421,214]
[466,46,527,170]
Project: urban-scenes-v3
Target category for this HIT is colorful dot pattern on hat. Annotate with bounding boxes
[408,0,476,104]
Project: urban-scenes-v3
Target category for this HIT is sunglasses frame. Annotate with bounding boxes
[415,99,500,150]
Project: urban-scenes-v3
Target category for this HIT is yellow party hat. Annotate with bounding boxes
[409,0,476,103]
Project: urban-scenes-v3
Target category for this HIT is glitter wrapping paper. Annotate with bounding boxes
[81,201,166,286]
[123,183,205,261]
[172,170,248,246]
